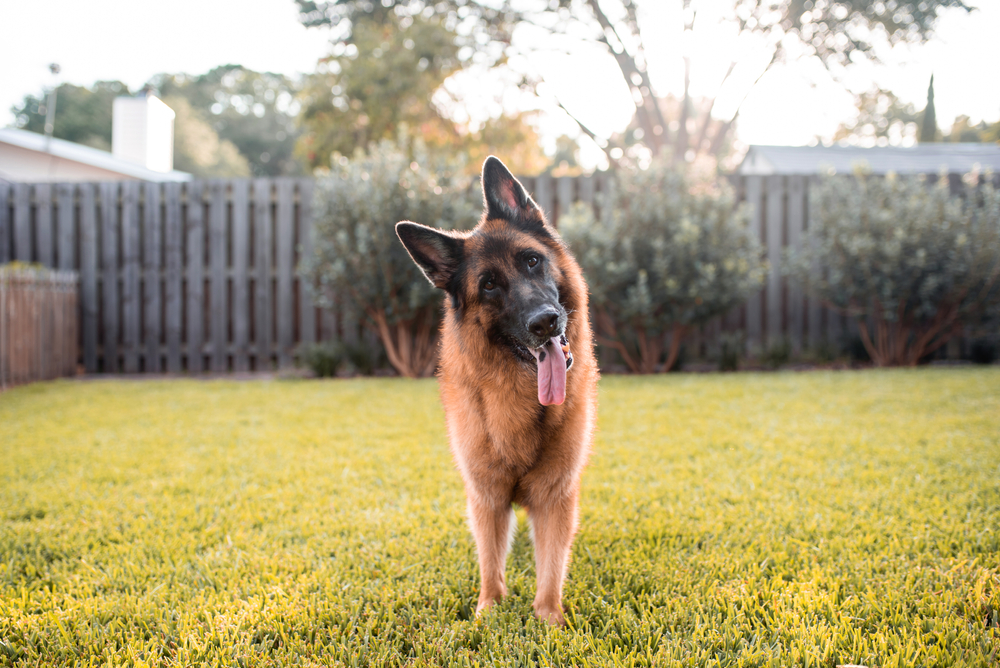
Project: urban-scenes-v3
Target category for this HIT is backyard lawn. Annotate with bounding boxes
[1,370,998,667]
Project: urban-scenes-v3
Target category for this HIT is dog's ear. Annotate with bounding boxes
[396,222,464,290]
[482,156,540,222]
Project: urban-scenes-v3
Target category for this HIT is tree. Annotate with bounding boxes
[297,0,974,168]
[560,162,766,373]
[788,173,1000,366]
[832,88,921,146]
[920,74,938,143]
[150,65,303,176]
[11,81,131,150]
[295,10,545,174]
[163,96,250,178]
[300,138,481,377]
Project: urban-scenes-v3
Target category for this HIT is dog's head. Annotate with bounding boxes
[396,156,572,404]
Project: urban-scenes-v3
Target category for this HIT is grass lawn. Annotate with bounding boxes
[1,370,999,667]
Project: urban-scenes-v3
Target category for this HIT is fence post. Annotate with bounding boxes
[210,180,228,372]
[232,180,250,372]
[164,182,183,373]
[765,175,784,349]
[14,184,31,261]
[786,175,805,355]
[744,175,764,357]
[253,179,273,370]
[0,183,10,264]
[57,183,75,271]
[143,182,162,373]
[276,178,295,369]
[186,181,205,373]
[100,182,120,373]
[122,181,141,373]
[36,184,54,267]
[297,178,316,348]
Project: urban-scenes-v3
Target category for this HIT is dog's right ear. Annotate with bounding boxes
[396,222,464,290]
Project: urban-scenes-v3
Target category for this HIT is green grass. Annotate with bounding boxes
[1,370,998,667]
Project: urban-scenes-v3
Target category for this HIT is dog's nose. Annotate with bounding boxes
[528,311,560,340]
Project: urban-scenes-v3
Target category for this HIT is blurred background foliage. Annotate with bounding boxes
[11,0,992,179]
[561,161,766,373]
[787,171,1000,366]
[300,137,481,378]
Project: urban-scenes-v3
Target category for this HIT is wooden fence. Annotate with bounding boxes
[0,267,78,387]
[0,173,962,374]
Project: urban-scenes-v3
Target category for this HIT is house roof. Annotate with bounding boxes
[739,143,1000,176]
[0,127,191,182]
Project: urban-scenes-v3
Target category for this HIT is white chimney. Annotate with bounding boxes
[112,94,175,172]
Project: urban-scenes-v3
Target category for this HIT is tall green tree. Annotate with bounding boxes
[295,10,546,174]
[297,0,974,168]
[150,65,303,176]
[11,81,130,150]
[920,74,939,143]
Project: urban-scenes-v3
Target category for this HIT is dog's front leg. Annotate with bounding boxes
[467,493,515,614]
[525,488,579,626]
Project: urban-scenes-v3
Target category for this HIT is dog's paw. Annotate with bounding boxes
[475,594,503,616]
[532,601,565,627]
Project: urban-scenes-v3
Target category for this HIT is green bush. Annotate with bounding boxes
[301,139,480,377]
[788,172,1000,366]
[296,341,346,378]
[561,162,766,373]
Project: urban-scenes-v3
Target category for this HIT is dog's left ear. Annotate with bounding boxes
[482,156,541,222]
[396,222,464,290]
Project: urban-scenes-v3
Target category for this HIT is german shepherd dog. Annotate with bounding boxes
[396,156,598,626]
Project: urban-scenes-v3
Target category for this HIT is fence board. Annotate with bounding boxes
[100,182,119,372]
[186,181,204,373]
[210,180,228,372]
[57,183,75,270]
[765,175,784,347]
[556,176,574,225]
[744,175,764,355]
[14,184,31,261]
[80,185,98,372]
[297,178,316,347]
[164,182,183,372]
[253,179,272,370]
[806,177,822,351]
[534,173,554,222]
[121,181,141,372]
[232,180,250,371]
[276,179,295,368]
[143,182,162,372]
[0,184,10,263]
[786,175,805,354]
[35,184,54,267]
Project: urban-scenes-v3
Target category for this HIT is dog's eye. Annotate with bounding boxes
[527,255,539,268]
[483,279,496,291]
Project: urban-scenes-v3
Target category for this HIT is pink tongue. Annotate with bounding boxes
[530,337,567,406]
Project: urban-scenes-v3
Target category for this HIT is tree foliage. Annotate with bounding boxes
[297,0,972,169]
[561,162,766,373]
[301,138,481,377]
[11,81,130,151]
[788,172,1000,366]
[162,95,250,178]
[296,10,545,174]
[151,65,303,176]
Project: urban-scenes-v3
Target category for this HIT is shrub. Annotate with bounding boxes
[788,173,1000,366]
[301,140,480,377]
[561,163,766,373]
[296,341,345,378]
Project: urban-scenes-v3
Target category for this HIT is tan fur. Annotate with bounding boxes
[437,216,599,626]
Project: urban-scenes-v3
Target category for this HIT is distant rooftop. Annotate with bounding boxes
[0,127,191,183]
[739,144,1000,176]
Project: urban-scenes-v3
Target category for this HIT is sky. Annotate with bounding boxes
[2,0,998,170]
